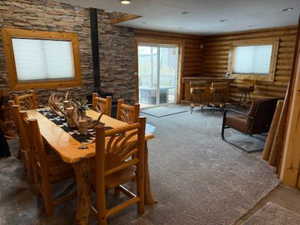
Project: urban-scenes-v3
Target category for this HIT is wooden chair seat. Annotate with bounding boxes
[91,163,135,188]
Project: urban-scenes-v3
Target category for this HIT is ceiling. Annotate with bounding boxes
[57,0,300,35]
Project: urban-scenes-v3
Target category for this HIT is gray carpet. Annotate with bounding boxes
[242,202,300,225]
[224,129,266,152]
[142,105,188,117]
[0,107,279,225]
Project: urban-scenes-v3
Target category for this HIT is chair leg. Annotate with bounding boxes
[97,179,107,225]
[190,104,194,114]
[138,196,145,215]
[98,207,108,225]
[136,165,145,215]
[23,152,33,184]
[40,181,54,216]
[221,110,227,140]
[42,192,54,216]
[239,93,244,105]
[221,123,225,140]
[137,179,145,215]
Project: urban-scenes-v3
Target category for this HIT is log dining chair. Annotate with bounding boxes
[189,80,211,113]
[91,117,146,225]
[237,80,256,106]
[22,115,75,216]
[15,91,38,110]
[92,93,112,116]
[116,99,140,124]
[11,105,33,182]
[210,81,230,107]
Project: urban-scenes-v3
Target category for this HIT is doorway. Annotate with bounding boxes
[138,44,179,108]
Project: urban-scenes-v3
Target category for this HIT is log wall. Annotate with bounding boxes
[202,26,298,101]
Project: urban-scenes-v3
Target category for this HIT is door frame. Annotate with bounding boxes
[135,37,184,105]
[137,43,180,106]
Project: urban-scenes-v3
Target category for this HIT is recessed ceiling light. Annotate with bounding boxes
[219,19,227,23]
[181,11,190,15]
[281,7,294,12]
[120,0,131,5]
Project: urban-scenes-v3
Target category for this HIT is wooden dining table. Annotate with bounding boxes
[27,108,156,225]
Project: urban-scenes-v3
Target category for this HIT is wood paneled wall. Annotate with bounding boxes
[202,26,298,101]
[134,29,203,100]
[181,39,203,78]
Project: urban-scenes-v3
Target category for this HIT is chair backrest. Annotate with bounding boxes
[22,117,49,185]
[189,80,210,89]
[240,79,256,88]
[11,105,30,150]
[12,107,35,182]
[95,117,146,175]
[15,92,38,110]
[92,93,112,116]
[189,81,210,97]
[247,98,279,133]
[116,99,140,124]
[210,81,230,90]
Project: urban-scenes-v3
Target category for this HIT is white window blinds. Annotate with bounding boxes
[12,38,75,81]
[232,45,273,74]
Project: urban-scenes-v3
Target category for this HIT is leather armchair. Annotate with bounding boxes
[221,98,279,152]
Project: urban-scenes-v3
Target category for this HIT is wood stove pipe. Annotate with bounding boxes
[89,8,101,92]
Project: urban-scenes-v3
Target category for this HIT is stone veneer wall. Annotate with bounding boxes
[98,12,138,102]
[0,0,138,104]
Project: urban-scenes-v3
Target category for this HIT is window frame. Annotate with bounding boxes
[2,28,82,90]
[228,38,279,81]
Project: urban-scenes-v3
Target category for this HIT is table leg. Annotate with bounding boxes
[144,142,157,205]
[72,159,92,225]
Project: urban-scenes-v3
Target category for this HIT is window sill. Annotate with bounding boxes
[230,73,274,81]
[10,79,82,90]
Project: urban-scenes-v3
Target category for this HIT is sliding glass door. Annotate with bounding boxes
[138,44,179,107]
